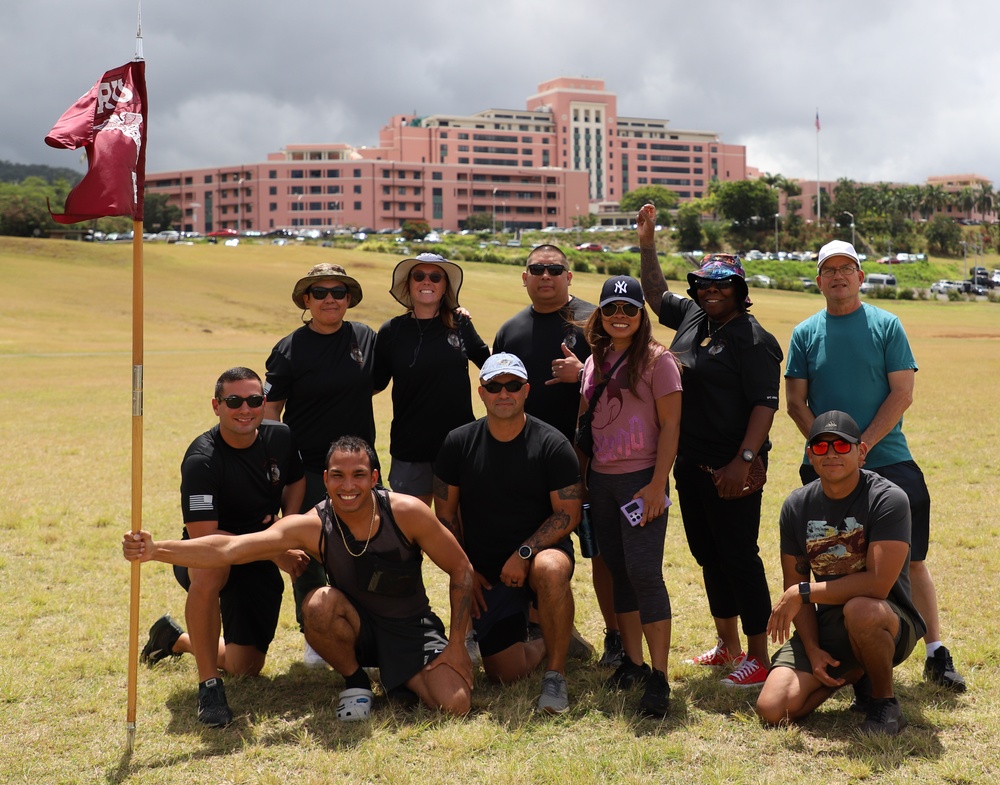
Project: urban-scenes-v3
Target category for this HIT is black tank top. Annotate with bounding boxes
[318,488,429,619]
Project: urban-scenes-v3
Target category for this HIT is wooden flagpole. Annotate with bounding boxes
[127,218,143,754]
[126,5,145,754]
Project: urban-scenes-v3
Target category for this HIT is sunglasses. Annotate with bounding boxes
[808,439,854,456]
[411,270,444,283]
[527,263,567,276]
[693,278,736,290]
[482,380,526,394]
[218,394,265,409]
[600,302,641,318]
[308,285,349,300]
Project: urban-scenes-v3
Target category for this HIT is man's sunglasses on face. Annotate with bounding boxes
[808,439,854,456]
[527,263,567,276]
[482,380,526,394]
[218,394,265,409]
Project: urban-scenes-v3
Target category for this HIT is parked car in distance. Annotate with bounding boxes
[748,274,772,287]
[798,276,817,290]
[930,280,962,294]
[860,273,897,293]
[575,242,604,252]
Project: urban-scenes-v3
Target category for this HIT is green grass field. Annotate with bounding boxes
[2,236,999,784]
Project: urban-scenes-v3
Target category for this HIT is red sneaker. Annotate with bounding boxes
[720,656,769,688]
[684,638,745,667]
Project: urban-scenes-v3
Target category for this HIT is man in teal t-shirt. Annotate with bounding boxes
[784,239,966,694]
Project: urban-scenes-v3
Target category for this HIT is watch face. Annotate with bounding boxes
[742,450,755,462]
[518,545,532,559]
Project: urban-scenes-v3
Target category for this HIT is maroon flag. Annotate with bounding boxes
[45,60,147,223]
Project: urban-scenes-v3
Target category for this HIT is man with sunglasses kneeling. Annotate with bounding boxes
[755,411,925,735]
[138,366,306,727]
[434,353,583,714]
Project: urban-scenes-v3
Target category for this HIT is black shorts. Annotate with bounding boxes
[799,460,931,561]
[770,599,921,679]
[472,539,575,658]
[351,601,448,692]
[174,560,282,653]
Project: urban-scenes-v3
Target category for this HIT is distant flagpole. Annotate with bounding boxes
[815,109,821,221]
[127,4,145,755]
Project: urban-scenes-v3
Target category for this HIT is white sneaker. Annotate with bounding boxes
[304,640,330,669]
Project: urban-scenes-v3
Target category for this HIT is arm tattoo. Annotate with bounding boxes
[432,476,449,501]
[794,555,810,577]
[556,482,582,501]
[639,246,668,315]
[532,510,572,546]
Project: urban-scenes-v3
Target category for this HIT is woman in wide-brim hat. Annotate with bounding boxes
[374,252,490,504]
[264,261,378,668]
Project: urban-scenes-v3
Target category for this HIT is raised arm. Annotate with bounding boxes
[636,203,668,317]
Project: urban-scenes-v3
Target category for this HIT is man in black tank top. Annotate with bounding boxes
[123,436,474,722]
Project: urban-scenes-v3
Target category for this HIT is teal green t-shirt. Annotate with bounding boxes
[785,303,917,468]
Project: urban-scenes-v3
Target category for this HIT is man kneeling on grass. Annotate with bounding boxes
[755,411,926,735]
[123,436,474,723]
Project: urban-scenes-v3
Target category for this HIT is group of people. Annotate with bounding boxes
[122,204,966,736]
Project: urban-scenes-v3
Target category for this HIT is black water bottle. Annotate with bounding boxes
[578,503,599,558]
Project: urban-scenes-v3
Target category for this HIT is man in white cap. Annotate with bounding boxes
[756,411,925,735]
[784,239,966,697]
[433,353,583,714]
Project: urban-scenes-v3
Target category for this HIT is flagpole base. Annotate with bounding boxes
[126,722,136,754]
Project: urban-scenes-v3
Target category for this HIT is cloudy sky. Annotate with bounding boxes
[6,1,1000,187]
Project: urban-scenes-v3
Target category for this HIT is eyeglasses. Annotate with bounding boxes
[218,394,265,409]
[600,302,641,318]
[819,264,859,278]
[482,380,526,394]
[693,278,736,290]
[527,263,567,276]
[808,439,854,456]
[411,270,444,283]
[308,285,349,300]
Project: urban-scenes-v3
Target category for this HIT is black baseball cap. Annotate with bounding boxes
[808,410,862,444]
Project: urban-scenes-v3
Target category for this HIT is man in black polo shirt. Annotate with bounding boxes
[139,367,306,727]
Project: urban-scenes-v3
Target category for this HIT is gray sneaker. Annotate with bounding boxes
[538,670,569,714]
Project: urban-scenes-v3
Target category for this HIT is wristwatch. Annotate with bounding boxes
[798,581,811,601]
[518,545,534,560]
[741,449,755,463]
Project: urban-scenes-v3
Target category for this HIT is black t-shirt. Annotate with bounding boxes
[373,312,490,462]
[264,321,377,472]
[434,415,580,583]
[180,421,304,535]
[779,470,926,637]
[659,293,782,466]
[492,297,595,441]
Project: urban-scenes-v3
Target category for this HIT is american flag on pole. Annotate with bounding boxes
[815,109,821,132]
[44,60,147,223]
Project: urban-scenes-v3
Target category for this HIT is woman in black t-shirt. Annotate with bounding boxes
[374,253,490,505]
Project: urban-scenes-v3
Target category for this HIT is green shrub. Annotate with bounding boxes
[605,259,632,276]
[572,259,591,273]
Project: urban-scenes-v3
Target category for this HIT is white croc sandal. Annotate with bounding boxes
[336,688,374,722]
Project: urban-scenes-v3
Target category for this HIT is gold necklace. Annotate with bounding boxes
[700,311,740,347]
[332,490,377,557]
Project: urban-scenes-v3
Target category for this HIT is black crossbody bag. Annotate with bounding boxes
[575,353,627,458]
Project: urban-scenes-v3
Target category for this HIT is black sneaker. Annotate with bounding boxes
[849,674,872,714]
[924,646,967,692]
[606,657,650,690]
[599,629,624,668]
[861,697,906,735]
[639,668,670,717]
[197,677,233,728]
[141,614,183,665]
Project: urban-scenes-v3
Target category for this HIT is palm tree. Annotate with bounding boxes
[974,182,994,222]
[921,184,948,219]
[957,186,976,221]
